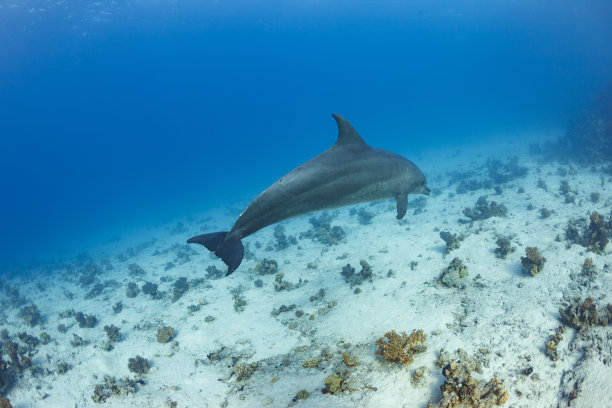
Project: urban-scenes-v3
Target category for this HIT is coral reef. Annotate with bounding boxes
[544,83,612,162]
[141,282,162,300]
[302,358,319,368]
[104,325,121,343]
[171,277,188,302]
[75,312,97,328]
[125,282,139,298]
[456,179,489,194]
[128,263,145,276]
[341,260,373,288]
[0,347,15,396]
[0,286,26,311]
[299,212,345,245]
[292,389,309,402]
[85,282,105,299]
[494,237,515,259]
[545,326,564,361]
[273,272,304,292]
[539,208,552,219]
[582,258,597,276]
[128,356,150,375]
[156,326,175,343]
[0,398,12,408]
[112,301,123,314]
[537,178,548,191]
[17,332,38,348]
[559,180,571,196]
[91,376,144,403]
[374,329,427,366]
[559,297,612,329]
[273,225,297,250]
[233,363,257,381]
[323,372,348,394]
[440,231,465,253]
[232,288,247,312]
[205,265,224,279]
[440,258,468,288]
[70,334,88,347]
[520,247,546,276]
[356,208,376,225]
[254,259,279,275]
[427,360,509,408]
[463,196,507,221]
[18,305,42,327]
[56,361,71,375]
[411,366,429,387]
[486,157,528,184]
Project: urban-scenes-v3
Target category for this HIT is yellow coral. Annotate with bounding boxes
[343,352,358,367]
[374,329,427,366]
[302,358,319,368]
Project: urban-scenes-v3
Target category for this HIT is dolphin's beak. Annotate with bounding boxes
[423,186,431,195]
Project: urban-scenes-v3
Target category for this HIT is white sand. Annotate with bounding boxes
[1,137,611,408]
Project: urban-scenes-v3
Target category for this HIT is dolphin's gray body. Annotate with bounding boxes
[188,114,430,275]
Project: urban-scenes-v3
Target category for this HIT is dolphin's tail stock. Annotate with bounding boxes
[187,232,244,275]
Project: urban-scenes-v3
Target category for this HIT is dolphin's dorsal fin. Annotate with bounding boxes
[332,113,367,146]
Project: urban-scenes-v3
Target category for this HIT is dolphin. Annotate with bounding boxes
[188,114,430,275]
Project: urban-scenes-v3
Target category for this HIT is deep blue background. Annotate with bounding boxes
[1,1,611,268]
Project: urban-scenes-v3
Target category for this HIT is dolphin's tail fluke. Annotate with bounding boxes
[187,232,244,275]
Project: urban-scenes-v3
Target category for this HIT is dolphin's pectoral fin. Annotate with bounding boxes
[396,194,408,219]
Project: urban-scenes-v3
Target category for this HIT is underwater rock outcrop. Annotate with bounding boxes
[463,196,507,221]
[374,329,427,366]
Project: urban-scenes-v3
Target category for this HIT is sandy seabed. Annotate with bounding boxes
[1,138,611,408]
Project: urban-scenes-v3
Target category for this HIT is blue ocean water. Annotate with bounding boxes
[1,0,611,269]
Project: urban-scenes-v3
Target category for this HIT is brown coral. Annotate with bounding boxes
[374,329,427,366]
[559,297,612,329]
[0,398,13,408]
[427,361,509,408]
[520,247,546,276]
[545,326,565,361]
